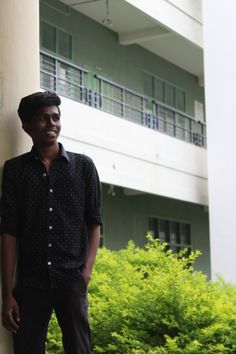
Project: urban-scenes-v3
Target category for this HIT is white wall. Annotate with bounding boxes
[203,0,236,282]
[0,1,39,352]
[167,0,202,23]
[124,0,203,47]
[0,1,38,162]
[60,97,208,205]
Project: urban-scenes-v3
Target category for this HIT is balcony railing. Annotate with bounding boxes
[40,51,207,148]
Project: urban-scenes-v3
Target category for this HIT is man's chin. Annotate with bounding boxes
[45,139,58,146]
[35,138,59,147]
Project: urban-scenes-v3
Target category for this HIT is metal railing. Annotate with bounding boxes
[40,51,88,103]
[40,52,207,148]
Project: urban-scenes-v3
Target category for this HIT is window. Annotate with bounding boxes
[40,54,56,91]
[41,22,56,52]
[148,216,191,254]
[40,52,87,102]
[100,80,144,123]
[41,21,72,60]
[58,30,72,59]
[143,72,186,112]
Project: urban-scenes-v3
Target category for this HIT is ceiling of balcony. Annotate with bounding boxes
[60,0,204,82]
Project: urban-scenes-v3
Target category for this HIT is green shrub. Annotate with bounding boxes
[46,237,236,353]
[46,311,63,353]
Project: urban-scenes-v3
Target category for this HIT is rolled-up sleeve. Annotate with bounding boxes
[84,157,102,226]
[0,161,19,237]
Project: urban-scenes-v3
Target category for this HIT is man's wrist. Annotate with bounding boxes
[83,261,93,272]
[2,289,14,300]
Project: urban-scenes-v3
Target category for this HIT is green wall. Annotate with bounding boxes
[40,0,204,116]
[102,184,210,278]
[40,0,209,276]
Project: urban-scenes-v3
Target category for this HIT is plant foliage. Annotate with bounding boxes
[46,237,236,353]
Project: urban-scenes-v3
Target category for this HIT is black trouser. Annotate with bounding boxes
[13,282,91,354]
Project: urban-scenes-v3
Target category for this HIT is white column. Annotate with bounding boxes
[0,1,39,352]
[203,0,236,282]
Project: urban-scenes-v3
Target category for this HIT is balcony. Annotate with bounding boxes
[40,51,206,148]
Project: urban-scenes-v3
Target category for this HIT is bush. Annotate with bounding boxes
[46,237,236,353]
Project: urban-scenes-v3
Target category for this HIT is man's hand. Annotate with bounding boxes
[81,265,91,286]
[1,233,18,332]
[2,295,20,333]
[81,224,100,287]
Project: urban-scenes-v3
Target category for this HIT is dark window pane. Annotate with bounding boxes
[148,217,158,238]
[143,73,153,97]
[170,221,180,244]
[176,89,185,111]
[182,224,191,245]
[154,78,164,102]
[170,245,178,253]
[160,219,169,242]
[42,22,56,52]
[186,248,191,256]
[58,30,72,59]
[165,83,175,107]
[147,218,191,253]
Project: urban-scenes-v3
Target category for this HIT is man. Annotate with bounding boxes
[0,91,102,354]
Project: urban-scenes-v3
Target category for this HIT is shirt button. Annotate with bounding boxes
[43,173,47,177]
[48,243,52,247]
[49,208,53,212]
[49,189,53,193]
[49,226,53,230]
[48,261,52,266]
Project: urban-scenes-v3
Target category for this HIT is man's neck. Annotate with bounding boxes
[34,142,60,163]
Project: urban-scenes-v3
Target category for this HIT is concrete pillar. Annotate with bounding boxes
[203,0,236,282]
[0,0,39,352]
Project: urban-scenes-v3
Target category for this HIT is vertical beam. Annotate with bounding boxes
[203,0,236,282]
[0,1,39,352]
[0,0,40,162]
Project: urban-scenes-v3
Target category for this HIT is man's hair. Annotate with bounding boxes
[18,91,61,123]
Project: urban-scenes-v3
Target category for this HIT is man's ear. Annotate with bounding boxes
[22,121,32,136]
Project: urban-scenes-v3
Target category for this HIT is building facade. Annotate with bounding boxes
[39,0,209,273]
[2,0,235,352]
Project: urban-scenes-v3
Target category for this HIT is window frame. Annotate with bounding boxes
[147,215,192,254]
[40,20,73,60]
[143,70,186,113]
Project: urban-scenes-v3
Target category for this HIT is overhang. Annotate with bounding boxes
[60,0,204,82]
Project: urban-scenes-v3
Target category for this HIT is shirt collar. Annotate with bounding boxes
[30,143,70,163]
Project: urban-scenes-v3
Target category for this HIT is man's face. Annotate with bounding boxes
[24,105,61,147]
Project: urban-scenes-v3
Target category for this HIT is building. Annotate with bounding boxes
[1,0,236,352]
[38,0,209,273]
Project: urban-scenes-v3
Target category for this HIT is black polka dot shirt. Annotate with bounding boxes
[0,143,102,289]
